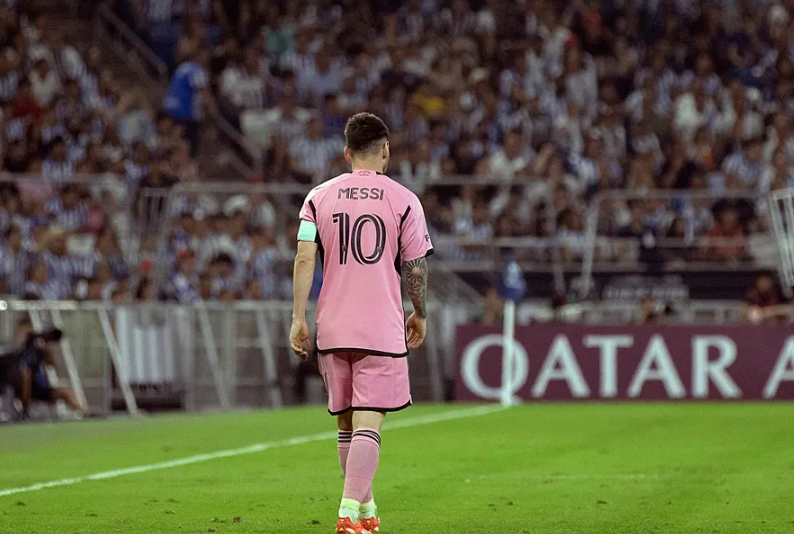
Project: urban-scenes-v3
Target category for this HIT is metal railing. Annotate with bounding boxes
[93,2,261,178]
[579,189,778,297]
[0,298,752,417]
[146,180,488,306]
[769,187,794,293]
[0,300,446,415]
[93,3,168,86]
[214,114,263,176]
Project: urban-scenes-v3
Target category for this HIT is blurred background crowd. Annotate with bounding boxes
[1,0,794,309]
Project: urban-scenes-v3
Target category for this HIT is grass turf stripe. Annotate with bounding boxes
[0,404,504,498]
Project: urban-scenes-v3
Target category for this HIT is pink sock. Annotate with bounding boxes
[342,428,381,502]
[339,430,374,502]
[338,430,352,475]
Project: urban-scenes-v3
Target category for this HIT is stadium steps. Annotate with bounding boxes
[42,4,251,181]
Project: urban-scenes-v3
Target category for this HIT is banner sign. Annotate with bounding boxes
[455,325,794,401]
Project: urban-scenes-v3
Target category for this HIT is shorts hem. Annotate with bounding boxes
[318,347,409,358]
[327,400,412,416]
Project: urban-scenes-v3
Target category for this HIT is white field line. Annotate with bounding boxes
[0,404,505,498]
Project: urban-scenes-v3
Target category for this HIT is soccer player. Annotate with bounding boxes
[290,112,433,534]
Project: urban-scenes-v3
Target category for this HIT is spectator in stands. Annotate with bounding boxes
[171,249,199,303]
[24,259,68,300]
[219,46,266,128]
[39,226,89,297]
[322,93,347,139]
[722,137,765,192]
[75,0,794,302]
[759,147,794,194]
[288,116,342,184]
[557,207,586,261]
[488,129,534,182]
[0,225,31,296]
[164,46,216,156]
[706,205,747,262]
[0,47,19,102]
[12,78,43,122]
[164,139,201,182]
[208,252,242,298]
[28,57,59,107]
[296,48,341,106]
[743,273,787,324]
[45,184,85,232]
[93,228,129,281]
[249,227,279,298]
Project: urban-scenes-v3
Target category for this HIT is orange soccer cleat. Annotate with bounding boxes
[335,516,371,534]
[360,516,380,532]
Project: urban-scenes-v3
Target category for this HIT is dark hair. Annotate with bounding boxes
[344,112,389,156]
[213,252,234,266]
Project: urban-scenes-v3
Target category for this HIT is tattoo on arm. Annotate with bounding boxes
[402,257,428,318]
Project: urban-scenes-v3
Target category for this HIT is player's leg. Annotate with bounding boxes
[320,353,367,533]
[343,410,384,532]
[319,352,354,417]
[337,411,353,478]
[343,355,411,533]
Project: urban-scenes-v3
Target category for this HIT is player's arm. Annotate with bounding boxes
[402,256,428,349]
[290,225,318,359]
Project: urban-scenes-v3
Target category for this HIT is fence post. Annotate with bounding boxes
[197,305,232,410]
[256,308,283,408]
[97,308,140,416]
[50,309,88,410]
[424,304,444,402]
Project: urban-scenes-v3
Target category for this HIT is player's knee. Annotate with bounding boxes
[337,411,354,431]
[353,410,385,432]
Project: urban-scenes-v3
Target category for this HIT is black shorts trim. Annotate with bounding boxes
[317,347,409,358]
[328,400,413,416]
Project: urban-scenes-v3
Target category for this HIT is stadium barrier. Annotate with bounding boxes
[455,322,794,402]
[0,298,758,415]
[0,300,447,415]
[579,190,780,297]
[141,177,570,295]
[143,182,773,297]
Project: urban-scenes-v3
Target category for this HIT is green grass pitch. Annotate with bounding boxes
[1,403,794,534]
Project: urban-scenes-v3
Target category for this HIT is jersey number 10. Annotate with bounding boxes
[332,213,387,265]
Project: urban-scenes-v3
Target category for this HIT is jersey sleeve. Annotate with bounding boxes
[297,192,318,242]
[400,197,434,262]
[298,191,317,224]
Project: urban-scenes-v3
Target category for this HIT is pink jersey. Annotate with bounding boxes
[299,169,433,356]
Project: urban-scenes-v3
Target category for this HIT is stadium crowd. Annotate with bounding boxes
[152,0,794,299]
[0,3,208,301]
[4,0,794,302]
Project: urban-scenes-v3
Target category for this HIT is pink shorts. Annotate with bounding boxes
[318,352,412,415]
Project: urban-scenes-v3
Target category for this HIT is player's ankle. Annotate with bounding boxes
[359,500,377,519]
[339,498,361,520]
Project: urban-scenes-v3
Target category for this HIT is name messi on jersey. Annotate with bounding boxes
[338,187,384,200]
